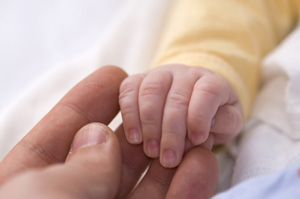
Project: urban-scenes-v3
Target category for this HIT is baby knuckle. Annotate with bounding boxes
[119,91,134,109]
[188,113,207,127]
[119,89,132,103]
[140,104,157,121]
[120,105,136,118]
[140,85,161,97]
[164,129,182,136]
[119,92,137,115]
[139,71,172,98]
[119,80,136,99]
[140,81,165,98]
[120,74,145,98]
[195,79,222,98]
[167,91,189,107]
[140,115,160,134]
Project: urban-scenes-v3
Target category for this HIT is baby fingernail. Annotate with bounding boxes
[162,149,176,168]
[147,139,159,158]
[191,132,205,145]
[128,128,142,144]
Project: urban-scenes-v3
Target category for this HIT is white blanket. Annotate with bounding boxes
[0,0,173,159]
[232,22,300,185]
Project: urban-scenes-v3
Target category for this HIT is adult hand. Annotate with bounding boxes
[0,66,218,199]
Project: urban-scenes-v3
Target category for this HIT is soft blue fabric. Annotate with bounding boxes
[213,163,300,199]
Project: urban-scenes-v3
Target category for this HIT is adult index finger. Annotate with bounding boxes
[0,66,127,183]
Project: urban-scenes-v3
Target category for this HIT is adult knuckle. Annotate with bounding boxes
[19,139,61,165]
[147,172,169,187]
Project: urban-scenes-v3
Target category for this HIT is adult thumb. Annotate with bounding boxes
[0,123,122,199]
[64,122,122,198]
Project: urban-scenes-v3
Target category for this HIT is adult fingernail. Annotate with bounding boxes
[162,149,176,168]
[128,128,142,144]
[71,123,108,152]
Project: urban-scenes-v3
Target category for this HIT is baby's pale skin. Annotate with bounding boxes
[119,64,244,168]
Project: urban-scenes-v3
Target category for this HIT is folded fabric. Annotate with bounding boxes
[232,19,300,185]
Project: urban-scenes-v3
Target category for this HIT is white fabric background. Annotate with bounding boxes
[232,22,300,185]
[0,0,126,113]
[0,0,173,159]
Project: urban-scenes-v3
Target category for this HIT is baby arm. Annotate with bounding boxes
[119,0,298,169]
[119,64,243,168]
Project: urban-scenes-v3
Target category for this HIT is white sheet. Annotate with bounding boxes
[232,23,300,185]
[0,0,173,159]
[0,0,126,113]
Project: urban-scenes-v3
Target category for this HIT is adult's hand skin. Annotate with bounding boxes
[0,66,218,199]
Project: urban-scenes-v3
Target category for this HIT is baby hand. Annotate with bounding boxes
[119,64,243,168]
